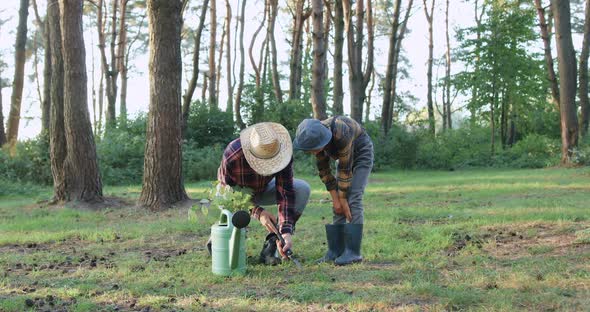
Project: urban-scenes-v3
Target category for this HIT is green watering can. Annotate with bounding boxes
[210,209,250,276]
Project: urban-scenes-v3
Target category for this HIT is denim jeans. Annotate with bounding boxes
[333,133,374,225]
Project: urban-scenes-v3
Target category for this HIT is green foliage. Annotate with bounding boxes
[571,136,590,166]
[184,102,236,147]
[365,121,419,170]
[496,134,560,168]
[0,138,51,185]
[183,142,224,181]
[97,120,146,185]
[206,181,253,212]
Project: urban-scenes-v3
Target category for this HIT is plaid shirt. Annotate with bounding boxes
[217,139,297,234]
[316,116,365,200]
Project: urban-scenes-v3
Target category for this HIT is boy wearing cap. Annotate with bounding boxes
[217,122,311,263]
[293,116,374,265]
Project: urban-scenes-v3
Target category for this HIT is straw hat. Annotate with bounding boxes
[240,122,293,176]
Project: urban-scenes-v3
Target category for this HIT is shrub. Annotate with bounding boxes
[0,138,52,185]
[184,102,236,148]
[183,142,224,182]
[97,127,146,185]
[497,134,560,168]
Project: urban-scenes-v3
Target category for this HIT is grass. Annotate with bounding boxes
[0,167,589,311]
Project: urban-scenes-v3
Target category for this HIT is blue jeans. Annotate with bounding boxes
[334,133,374,225]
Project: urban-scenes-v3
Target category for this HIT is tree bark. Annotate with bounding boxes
[344,0,373,123]
[0,83,5,147]
[311,0,327,120]
[470,0,486,127]
[139,0,188,210]
[60,0,103,203]
[48,0,66,201]
[444,0,452,130]
[535,0,560,109]
[182,0,209,136]
[118,0,128,129]
[332,0,344,115]
[216,19,226,104]
[389,0,413,127]
[268,0,283,104]
[289,0,311,102]
[552,0,579,163]
[97,0,118,130]
[423,0,436,135]
[234,0,246,129]
[248,0,267,89]
[381,0,402,133]
[579,0,590,137]
[225,0,233,113]
[208,0,217,110]
[6,0,29,150]
[42,16,52,137]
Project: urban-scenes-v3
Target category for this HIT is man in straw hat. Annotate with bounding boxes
[217,122,310,264]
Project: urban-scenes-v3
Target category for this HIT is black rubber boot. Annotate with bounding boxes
[316,224,345,264]
[335,224,363,265]
[259,233,281,265]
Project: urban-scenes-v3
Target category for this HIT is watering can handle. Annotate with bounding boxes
[218,209,233,227]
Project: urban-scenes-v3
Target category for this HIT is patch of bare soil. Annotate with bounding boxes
[481,223,590,260]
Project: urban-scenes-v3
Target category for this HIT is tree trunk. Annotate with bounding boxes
[423,0,435,135]
[268,0,283,104]
[48,0,66,201]
[97,0,117,130]
[333,0,344,115]
[182,0,209,136]
[344,0,373,123]
[0,83,5,146]
[289,0,310,102]
[248,0,267,90]
[233,0,246,129]
[552,0,579,163]
[42,17,52,137]
[139,0,188,210]
[444,0,452,130]
[381,0,402,133]
[118,0,128,129]
[579,0,590,137]
[216,19,226,104]
[535,0,560,109]
[389,0,413,127]
[311,0,327,120]
[6,0,29,150]
[225,0,233,113]
[208,0,217,110]
[60,0,103,203]
[470,0,486,127]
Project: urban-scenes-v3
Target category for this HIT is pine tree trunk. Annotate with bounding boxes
[444,0,452,129]
[423,0,435,135]
[97,0,117,130]
[552,0,579,163]
[182,0,209,135]
[470,0,485,127]
[381,0,401,133]
[60,0,103,203]
[332,0,344,115]
[289,0,310,102]
[216,20,226,104]
[311,0,327,120]
[0,83,5,146]
[389,0,413,127]
[234,0,246,129]
[208,0,217,110]
[139,0,188,211]
[41,13,52,137]
[118,0,128,129]
[248,0,267,90]
[535,0,560,109]
[225,0,233,114]
[268,0,283,104]
[6,0,29,150]
[48,0,66,201]
[579,0,590,137]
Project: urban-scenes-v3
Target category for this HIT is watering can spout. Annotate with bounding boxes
[229,210,251,270]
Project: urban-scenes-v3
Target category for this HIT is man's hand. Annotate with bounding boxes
[330,190,343,215]
[340,198,352,222]
[259,210,277,234]
[276,233,292,259]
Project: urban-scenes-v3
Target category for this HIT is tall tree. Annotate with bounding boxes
[534,0,560,109]
[97,0,119,130]
[224,0,233,113]
[234,0,246,129]
[0,81,5,146]
[139,0,188,210]
[6,0,30,150]
[381,0,402,133]
[343,0,374,123]
[443,0,452,130]
[268,0,283,104]
[579,0,590,137]
[552,0,579,163]
[208,0,217,109]
[311,0,327,119]
[32,0,51,137]
[389,0,413,127]
[469,0,487,127]
[60,0,103,203]
[423,0,435,134]
[48,0,66,201]
[288,0,311,103]
[332,0,344,115]
[117,0,129,129]
[182,0,209,135]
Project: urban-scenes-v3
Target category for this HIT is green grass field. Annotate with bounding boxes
[1,168,589,311]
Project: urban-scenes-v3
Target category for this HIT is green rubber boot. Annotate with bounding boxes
[316,224,345,264]
[335,224,363,265]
